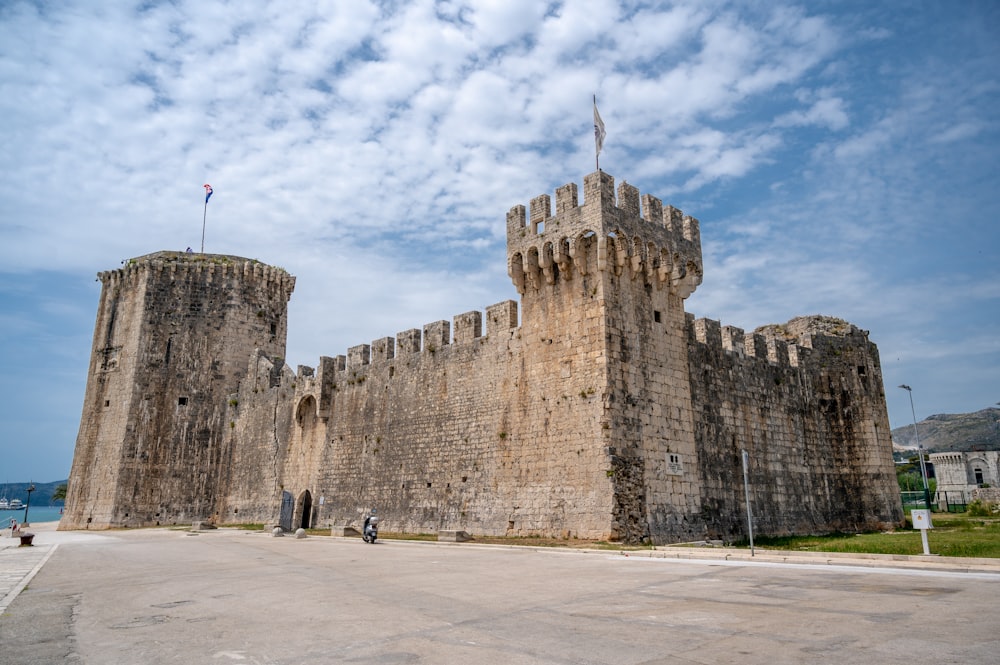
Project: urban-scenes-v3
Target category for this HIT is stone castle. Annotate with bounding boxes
[931,451,1000,500]
[63,171,904,543]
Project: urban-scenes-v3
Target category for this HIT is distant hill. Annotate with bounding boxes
[1,480,67,506]
[891,407,1000,452]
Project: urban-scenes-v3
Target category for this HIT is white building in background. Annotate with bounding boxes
[930,451,1000,500]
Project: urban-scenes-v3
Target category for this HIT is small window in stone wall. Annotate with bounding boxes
[975,468,984,485]
[178,397,188,406]
[654,310,662,323]
[666,453,684,475]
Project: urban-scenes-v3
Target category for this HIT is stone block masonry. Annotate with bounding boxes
[64,172,903,543]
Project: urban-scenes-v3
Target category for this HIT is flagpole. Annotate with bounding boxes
[594,94,599,172]
[201,184,212,254]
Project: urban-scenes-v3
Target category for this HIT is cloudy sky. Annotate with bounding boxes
[1,0,998,483]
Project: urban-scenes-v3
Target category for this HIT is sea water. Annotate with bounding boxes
[3,504,64,525]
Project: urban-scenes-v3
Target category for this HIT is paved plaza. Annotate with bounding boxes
[1,524,998,664]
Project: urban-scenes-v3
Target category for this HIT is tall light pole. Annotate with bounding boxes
[899,385,931,510]
[23,482,36,527]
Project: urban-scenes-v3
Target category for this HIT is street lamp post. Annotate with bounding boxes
[899,385,931,510]
[23,483,36,527]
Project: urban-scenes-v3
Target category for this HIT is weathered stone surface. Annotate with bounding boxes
[438,530,472,542]
[63,252,294,530]
[63,171,904,543]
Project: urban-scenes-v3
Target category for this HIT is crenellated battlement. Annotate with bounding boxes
[689,315,804,368]
[314,300,520,375]
[97,251,295,299]
[686,313,878,375]
[507,171,702,298]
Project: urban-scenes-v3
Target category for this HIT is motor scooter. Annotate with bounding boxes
[362,510,379,543]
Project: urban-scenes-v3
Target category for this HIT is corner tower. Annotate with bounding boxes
[63,252,294,529]
[507,171,705,542]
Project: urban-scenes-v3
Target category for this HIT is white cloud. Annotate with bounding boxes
[1,1,998,477]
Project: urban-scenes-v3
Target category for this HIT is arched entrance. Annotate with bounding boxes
[294,489,313,530]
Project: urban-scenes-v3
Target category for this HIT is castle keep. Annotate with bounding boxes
[64,171,904,543]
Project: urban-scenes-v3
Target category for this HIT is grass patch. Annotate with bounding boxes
[229,523,266,531]
[745,512,1000,558]
[377,532,648,550]
[378,532,439,542]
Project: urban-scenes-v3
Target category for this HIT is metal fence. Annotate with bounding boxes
[937,491,969,512]
[900,490,969,512]
[901,491,931,511]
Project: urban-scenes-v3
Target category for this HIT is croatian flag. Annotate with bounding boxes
[204,184,213,203]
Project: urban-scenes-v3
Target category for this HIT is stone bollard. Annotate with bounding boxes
[272,527,284,537]
[295,528,307,539]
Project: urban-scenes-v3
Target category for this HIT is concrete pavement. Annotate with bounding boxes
[1,523,998,664]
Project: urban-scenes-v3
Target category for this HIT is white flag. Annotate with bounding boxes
[593,99,606,156]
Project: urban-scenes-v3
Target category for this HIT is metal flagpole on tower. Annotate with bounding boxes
[593,94,605,172]
[201,184,213,253]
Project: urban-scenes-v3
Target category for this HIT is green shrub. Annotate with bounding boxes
[967,500,998,517]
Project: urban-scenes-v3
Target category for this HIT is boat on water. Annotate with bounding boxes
[2,499,23,510]
[0,498,8,509]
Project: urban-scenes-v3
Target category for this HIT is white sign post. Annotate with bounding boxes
[911,509,933,555]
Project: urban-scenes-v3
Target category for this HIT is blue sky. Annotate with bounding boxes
[1,0,998,483]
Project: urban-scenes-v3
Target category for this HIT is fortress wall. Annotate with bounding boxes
[120,258,291,527]
[63,253,293,529]
[308,289,616,538]
[66,172,903,543]
[512,267,618,539]
[64,267,151,528]
[604,273,702,543]
[686,317,903,541]
[314,320,524,535]
[219,294,617,539]
[216,351,297,523]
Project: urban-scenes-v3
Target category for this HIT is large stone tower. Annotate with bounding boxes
[62,252,294,529]
[507,171,705,542]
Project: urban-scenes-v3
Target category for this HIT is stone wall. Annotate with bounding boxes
[64,252,294,528]
[686,316,902,540]
[65,172,904,543]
